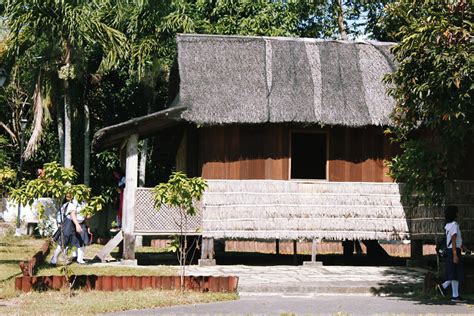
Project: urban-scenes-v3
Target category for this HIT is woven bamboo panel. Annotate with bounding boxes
[409,181,474,241]
[201,180,474,241]
[134,188,202,235]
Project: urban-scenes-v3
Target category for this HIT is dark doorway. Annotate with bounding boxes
[291,132,327,179]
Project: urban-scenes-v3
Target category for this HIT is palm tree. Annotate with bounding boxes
[4,0,127,168]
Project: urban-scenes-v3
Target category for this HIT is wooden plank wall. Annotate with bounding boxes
[196,125,394,182]
[198,125,289,180]
[327,126,393,182]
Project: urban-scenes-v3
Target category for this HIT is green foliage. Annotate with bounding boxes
[0,136,10,166]
[153,171,207,216]
[0,135,16,196]
[9,162,103,215]
[0,167,16,196]
[4,0,128,72]
[384,0,473,206]
[36,203,55,237]
[82,195,105,219]
[166,236,180,254]
[153,171,207,290]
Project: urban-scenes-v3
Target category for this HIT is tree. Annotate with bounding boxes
[9,161,103,293]
[153,172,207,291]
[383,0,473,207]
[10,161,103,223]
[4,0,127,168]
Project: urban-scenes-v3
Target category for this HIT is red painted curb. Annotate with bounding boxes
[15,275,239,293]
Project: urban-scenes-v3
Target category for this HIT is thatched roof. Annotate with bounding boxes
[177,34,396,126]
[93,34,396,149]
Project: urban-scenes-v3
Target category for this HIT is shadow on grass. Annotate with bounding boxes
[0,271,22,283]
[0,259,23,265]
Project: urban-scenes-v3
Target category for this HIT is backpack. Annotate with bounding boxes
[436,230,452,259]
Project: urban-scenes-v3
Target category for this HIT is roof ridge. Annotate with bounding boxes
[176,33,396,46]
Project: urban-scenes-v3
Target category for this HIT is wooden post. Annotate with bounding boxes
[407,239,425,268]
[199,238,216,266]
[201,238,208,259]
[122,134,138,263]
[275,239,280,255]
[208,238,214,260]
[293,240,297,265]
[410,240,423,259]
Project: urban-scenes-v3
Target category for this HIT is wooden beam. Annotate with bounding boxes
[122,134,138,260]
[94,230,123,262]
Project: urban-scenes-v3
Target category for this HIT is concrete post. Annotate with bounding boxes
[122,134,138,263]
[303,238,323,267]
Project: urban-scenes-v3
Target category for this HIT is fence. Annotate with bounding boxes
[134,188,202,235]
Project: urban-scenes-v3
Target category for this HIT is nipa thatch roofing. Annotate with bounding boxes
[177,34,396,126]
[93,34,396,149]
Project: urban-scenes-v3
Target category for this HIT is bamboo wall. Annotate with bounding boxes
[195,124,394,182]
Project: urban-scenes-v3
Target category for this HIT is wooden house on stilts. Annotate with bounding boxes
[93,34,474,264]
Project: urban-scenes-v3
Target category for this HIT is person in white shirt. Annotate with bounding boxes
[50,194,90,265]
[437,205,466,302]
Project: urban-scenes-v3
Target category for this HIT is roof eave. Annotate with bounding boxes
[92,105,186,150]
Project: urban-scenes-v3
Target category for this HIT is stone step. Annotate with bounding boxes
[207,180,403,195]
[203,192,403,207]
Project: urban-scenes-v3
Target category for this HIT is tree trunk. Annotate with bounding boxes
[57,101,65,166]
[335,0,348,40]
[138,139,147,187]
[138,85,155,187]
[63,40,73,168]
[83,101,90,185]
[63,81,72,168]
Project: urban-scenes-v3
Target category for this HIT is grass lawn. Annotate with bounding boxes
[0,234,238,314]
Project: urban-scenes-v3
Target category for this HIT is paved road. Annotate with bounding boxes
[112,294,474,315]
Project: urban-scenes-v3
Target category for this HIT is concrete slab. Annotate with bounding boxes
[302,261,323,266]
[120,259,138,266]
[185,265,426,295]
